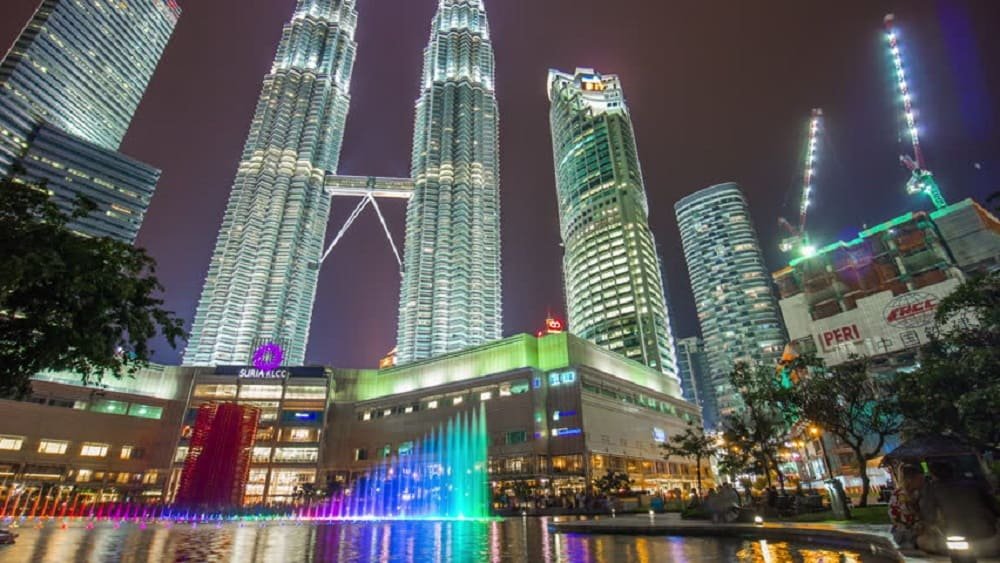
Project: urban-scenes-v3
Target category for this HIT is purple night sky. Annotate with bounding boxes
[2,0,999,368]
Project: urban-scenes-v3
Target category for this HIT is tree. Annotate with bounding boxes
[896,272,1000,450]
[593,470,632,496]
[0,178,185,397]
[661,422,715,496]
[721,361,797,491]
[791,355,902,507]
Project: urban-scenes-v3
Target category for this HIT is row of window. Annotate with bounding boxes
[27,396,164,420]
[356,379,533,422]
[193,384,327,401]
[0,436,140,459]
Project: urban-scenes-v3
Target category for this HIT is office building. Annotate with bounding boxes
[547,68,679,382]
[675,336,718,430]
[185,0,359,366]
[0,0,179,242]
[395,0,503,363]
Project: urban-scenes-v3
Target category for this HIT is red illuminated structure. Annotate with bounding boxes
[174,403,260,508]
[536,315,565,337]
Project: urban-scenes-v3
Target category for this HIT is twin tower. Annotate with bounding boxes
[186,0,679,386]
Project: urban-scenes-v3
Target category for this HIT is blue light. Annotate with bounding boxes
[552,427,582,437]
[532,377,542,389]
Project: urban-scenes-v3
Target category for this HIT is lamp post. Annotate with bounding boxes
[809,426,833,480]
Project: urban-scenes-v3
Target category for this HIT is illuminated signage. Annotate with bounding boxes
[652,428,667,443]
[884,292,938,329]
[551,427,582,437]
[820,324,862,351]
[252,342,284,372]
[239,368,289,380]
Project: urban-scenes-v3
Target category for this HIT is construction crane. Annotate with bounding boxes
[883,14,946,210]
[779,108,823,256]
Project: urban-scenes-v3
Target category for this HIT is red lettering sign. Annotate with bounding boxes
[820,324,861,351]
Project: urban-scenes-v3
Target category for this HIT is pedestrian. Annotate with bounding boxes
[920,461,1000,557]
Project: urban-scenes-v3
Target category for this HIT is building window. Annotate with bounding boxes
[143,471,158,485]
[283,386,326,400]
[479,391,492,401]
[90,399,128,415]
[452,396,463,406]
[75,469,93,483]
[427,400,439,409]
[273,448,319,463]
[239,385,283,400]
[362,411,372,421]
[174,447,189,463]
[354,448,367,461]
[120,446,134,460]
[282,428,317,443]
[252,447,272,463]
[192,384,237,399]
[128,404,163,420]
[38,440,68,455]
[505,431,528,445]
[0,436,24,451]
[80,443,109,457]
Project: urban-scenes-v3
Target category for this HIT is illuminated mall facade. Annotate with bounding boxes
[0,332,704,507]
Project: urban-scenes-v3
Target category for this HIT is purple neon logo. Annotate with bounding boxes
[252,342,284,372]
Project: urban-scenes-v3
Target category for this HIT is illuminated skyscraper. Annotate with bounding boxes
[0,0,180,150]
[0,0,180,242]
[185,0,358,366]
[547,68,679,382]
[675,183,786,416]
[395,0,502,363]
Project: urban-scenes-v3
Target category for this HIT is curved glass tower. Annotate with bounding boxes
[547,68,679,382]
[674,182,787,418]
[185,0,358,366]
[396,0,502,364]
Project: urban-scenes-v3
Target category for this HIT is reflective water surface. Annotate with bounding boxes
[1,518,892,562]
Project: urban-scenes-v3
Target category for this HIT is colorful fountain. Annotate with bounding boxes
[320,406,490,520]
[0,407,491,524]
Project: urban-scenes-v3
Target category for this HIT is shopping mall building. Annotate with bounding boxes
[0,332,704,507]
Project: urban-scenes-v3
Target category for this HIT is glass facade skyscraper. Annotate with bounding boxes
[185,0,358,366]
[0,0,181,151]
[0,0,178,243]
[675,336,718,429]
[674,183,786,416]
[395,0,502,364]
[547,68,679,382]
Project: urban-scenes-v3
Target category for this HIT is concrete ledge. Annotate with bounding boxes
[548,515,904,561]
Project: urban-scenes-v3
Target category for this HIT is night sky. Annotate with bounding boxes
[2,0,999,368]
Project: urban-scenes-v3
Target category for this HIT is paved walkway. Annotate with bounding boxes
[549,514,1000,562]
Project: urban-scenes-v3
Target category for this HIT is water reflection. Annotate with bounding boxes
[2,519,891,562]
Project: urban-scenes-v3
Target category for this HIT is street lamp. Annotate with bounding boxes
[809,426,834,480]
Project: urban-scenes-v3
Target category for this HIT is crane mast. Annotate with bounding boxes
[779,108,823,256]
[884,14,946,210]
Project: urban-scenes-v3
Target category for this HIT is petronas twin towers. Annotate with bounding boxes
[186,0,501,366]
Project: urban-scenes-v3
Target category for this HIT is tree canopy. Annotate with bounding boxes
[895,272,1000,450]
[0,178,185,397]
[661,422,715,495]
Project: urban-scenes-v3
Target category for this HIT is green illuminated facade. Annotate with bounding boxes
[546,68,679,384]
[396,0,502,364]
[186,0,358,366]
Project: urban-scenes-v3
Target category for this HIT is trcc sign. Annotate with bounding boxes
[883,292,939,329]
